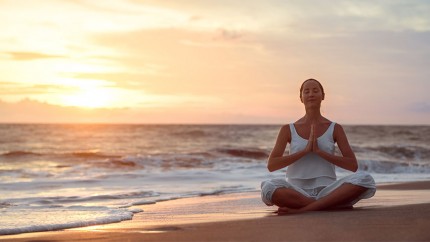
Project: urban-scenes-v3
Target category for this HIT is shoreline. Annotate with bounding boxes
[2,180,430,241]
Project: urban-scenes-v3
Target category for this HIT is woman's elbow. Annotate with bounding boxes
[266,160,276,172]
[267,167,277,172]
[267,164,274,172]
[350,159,358,172]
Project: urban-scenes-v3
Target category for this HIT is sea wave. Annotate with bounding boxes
[215,148,269,159]
[366,145,430,160]
[0,151,42,157]
[69,152,121,159]
[0,206,138,235]
[171,129,208,137]
[24,190,158,205]
[358,159,430,174]
[0,150,121,160]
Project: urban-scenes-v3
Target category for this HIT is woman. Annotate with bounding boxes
[261,78,376,215]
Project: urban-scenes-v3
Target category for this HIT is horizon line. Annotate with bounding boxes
[0,122,428,126]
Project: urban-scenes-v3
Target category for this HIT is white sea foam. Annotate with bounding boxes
[0,206,137,235]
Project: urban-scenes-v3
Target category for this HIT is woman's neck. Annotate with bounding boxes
[303,109,322,123]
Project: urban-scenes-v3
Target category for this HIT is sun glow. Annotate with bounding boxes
[61,88,117,108]
[58,79,118,108]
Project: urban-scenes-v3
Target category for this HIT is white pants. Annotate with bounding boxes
[261,171,376,207]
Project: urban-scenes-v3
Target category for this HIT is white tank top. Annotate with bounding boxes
[286,122,337,189]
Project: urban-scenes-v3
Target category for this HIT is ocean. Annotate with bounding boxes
[1,124,429,235]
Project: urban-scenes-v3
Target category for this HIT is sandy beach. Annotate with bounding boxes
[1,181,429,242]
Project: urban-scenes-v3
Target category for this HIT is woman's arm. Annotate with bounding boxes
[314,123,358,172]
[267,125,313,172]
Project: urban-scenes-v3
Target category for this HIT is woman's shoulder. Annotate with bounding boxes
[332,122,345,129]
[333,122,347,141]
[279,123,292,133]
[278,124,292,140]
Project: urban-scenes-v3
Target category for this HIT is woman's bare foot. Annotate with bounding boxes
[277,206,304,215]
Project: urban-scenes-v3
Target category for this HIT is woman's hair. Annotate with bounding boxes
[300,78,325,100]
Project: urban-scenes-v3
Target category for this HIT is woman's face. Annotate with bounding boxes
[300,80,324,108]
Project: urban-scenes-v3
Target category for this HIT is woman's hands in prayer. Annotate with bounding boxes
[305,123,320,154]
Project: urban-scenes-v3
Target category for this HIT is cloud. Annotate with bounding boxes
[4,52,64,60]
[69,72,146,89]
[67,66,169,91]
[214,28,245,41]
[0,98,129,123]
[0,82,76,95]
[90,28,267,96]
[0,98,283,124]
[189,15,204,22]
[289,1,430,34]
[127,0,430,33]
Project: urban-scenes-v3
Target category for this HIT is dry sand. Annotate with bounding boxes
[2,181,430,241]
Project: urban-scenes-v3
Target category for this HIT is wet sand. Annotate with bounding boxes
[2,181,430,241]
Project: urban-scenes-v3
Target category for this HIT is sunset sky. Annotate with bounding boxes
[1,0,429,124]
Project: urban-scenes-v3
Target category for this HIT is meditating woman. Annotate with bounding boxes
[261,78,376,215]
